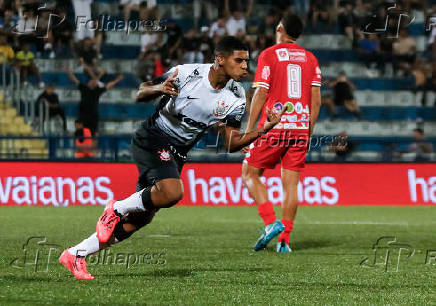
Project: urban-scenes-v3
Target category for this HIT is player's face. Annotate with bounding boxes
[223,50,249,81]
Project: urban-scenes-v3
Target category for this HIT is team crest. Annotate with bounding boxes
[158,149,171,161]
[213,100,230,117]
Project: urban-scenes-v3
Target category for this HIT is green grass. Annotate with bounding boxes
[1,206,436,305]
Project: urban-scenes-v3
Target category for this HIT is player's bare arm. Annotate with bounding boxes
[105,74,124,90]
[245,87,268,132]
[64,67,80,86]
[136,68,179,101]
[222,107,285,153]
[309,86,321,137]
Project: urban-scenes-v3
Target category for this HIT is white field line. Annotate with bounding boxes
[299,221,409,226]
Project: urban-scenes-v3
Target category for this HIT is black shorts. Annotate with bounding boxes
[131,118,187,191]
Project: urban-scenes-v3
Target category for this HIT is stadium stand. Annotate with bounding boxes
[0,0,435,162]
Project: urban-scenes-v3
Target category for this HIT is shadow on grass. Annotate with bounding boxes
[103,266,269,278]
[259,239,334,252]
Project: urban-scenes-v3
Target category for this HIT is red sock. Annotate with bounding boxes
[257,202,276,226]
[278,219,294,244]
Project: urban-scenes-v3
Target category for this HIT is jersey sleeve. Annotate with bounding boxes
[225,99,246,129]
[253,50,272,91]
[310,54,322,87]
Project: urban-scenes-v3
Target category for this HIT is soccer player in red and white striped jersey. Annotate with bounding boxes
[242,14,322,252]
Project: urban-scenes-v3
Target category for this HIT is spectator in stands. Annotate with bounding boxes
[72,0,93,41]
[181,28,203,64]
[308,0,335,32]
[323,71,361,120]
[138,0,159,20]
[209,15,228,44]
[74,119,94,159]
[392,29,417,76]
[15,43,44,88]
[412,58,434,106]
[338,0,355,40]
[193,0,218,29]
[406,128,433,161]
[120,0,140,21]
[0,33,14,65]
[224,0,253,37]
[139,28,163,58]
[52,9,76,58]
[426,5,436,60]
[292,0,311,19]
[78,37,105,80]
[33,9,55,58]
[36,83,67,132]
[66,67,124,135]
[0,8,19,42]
[328,131,355,161]
[15,7,37,46]
[257,10,280,43]
[161,19,183,66]
[199,26,214,63]
[358,34,385,77]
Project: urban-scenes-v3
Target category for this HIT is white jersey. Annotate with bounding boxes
[154,64,246,146]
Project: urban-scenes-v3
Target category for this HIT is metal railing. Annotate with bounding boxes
[1,62,56,135]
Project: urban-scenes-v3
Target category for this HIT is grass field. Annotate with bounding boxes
[1,205,435,305]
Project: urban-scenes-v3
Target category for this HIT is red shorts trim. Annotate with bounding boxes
[244,135,308,171]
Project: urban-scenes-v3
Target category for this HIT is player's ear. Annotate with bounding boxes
[216,54,225,67]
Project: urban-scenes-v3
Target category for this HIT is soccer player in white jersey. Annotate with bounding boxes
[59,37,286,279]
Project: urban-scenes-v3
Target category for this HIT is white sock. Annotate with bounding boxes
[68,233,101,257]
[68,233,121,257]
[113,189,146,215]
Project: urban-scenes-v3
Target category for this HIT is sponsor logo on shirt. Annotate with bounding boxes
[273,102,283,113]
[289,50,307,62]
[275,48,289,61]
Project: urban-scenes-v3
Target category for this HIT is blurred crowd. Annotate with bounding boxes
[0,0,434,156]
[0,0,434,84]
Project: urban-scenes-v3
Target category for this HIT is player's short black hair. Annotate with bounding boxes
[214,36,248,57]
[414,128,424,135]
[280,14,303,39]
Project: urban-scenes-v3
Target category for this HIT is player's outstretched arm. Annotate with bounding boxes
[223,107,285,153]
[136,68,179,102]
[245,87,268,132]
[309,86,322,137]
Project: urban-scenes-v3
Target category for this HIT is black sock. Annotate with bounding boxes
[141,186,156,211]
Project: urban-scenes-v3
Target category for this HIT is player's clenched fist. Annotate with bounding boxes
[160,68,179,96]
[136,68,179,101]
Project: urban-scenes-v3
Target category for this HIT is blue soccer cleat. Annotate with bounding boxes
[253,220,285,251]
[276,241,292,253]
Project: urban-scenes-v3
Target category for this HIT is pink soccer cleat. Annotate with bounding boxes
[96,200,120,243]
[59,249,94,279]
